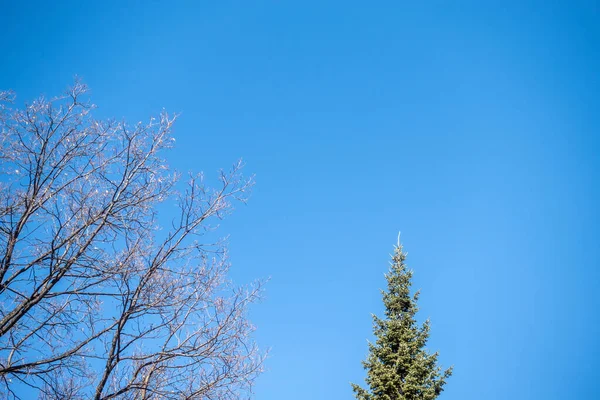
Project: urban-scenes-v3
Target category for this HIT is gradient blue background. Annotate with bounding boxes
[1,1,599,399]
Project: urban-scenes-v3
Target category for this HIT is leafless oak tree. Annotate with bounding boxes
[0,83,264,399]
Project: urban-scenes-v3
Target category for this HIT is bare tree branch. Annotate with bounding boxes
[0,83,264,399]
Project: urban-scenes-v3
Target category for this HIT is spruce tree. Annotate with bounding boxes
[352,242,452,400]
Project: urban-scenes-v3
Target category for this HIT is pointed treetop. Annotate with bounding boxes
[352,240,452,400]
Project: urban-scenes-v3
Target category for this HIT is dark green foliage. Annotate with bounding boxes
[352,243,452,400]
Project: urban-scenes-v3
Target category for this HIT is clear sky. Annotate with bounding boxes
[1,1,599,399]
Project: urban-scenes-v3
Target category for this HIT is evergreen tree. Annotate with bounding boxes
[352,242,452,400]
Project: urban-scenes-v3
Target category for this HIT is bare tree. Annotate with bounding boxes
[0,82,264,399]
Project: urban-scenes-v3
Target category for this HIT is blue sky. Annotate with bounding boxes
[1,1,599,399]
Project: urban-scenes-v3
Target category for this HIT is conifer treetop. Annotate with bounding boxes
[352,243,452,400]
